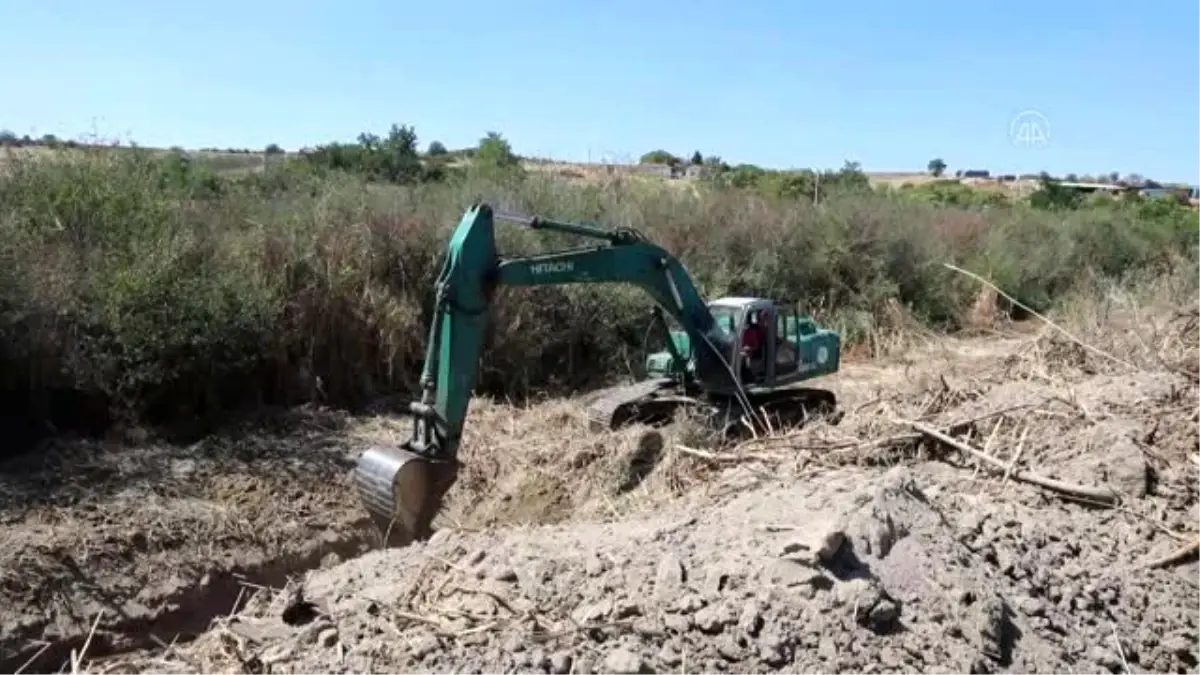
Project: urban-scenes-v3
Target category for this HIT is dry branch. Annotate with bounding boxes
[1141,537,1200,570]
[675,445,783,464]
[905,420,1120,505]
[941,262,1136,370]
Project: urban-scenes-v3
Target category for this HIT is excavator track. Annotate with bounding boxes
[747,387,840,430]
[584,377,682,432]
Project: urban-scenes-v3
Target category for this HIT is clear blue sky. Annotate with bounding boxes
[3,0,1197,182]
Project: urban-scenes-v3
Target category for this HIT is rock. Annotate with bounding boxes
[1087,645,1125,673]
[674,592,706,613]
[515,560,549,600]
[655,553,687,599]
[227,618,293,644]
[778,517,847,566]
[573,656,595,675]
[571,598,613,624]
[868,599,901,634]
[716,636,745,662]
[663,612,692,633]
[832,578,901,634]
[817,636,838,662]
[584,554,607,577]
[758,635,788,668]
[879,646,905,669]
[409,634,440,660]
[834,578,882,616]
[764,559,826,589]
[489,565,518,582]
[694,603,734,634]
[704,565,735,595]
[298,617,335,644]
[974,594,1011,661]
[1055,421,1151,499]
[604,647,647,674]
[737,600,763,637]
[317,627,339,648]
[847,504,904,559]
[259,642,296,666]
[657,644,681,667]
[548,651,573,674]
[614,599,641,619]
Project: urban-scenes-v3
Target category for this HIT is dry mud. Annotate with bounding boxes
[3,325,1198,674]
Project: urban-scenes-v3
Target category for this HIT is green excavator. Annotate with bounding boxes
[353,203,842,547]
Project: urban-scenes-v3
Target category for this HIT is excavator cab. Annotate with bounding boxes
[646,296,839,391]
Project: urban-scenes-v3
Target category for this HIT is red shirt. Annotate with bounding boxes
[742,325,763,353]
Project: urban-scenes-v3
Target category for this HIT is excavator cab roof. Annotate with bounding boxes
[707,296,772,310]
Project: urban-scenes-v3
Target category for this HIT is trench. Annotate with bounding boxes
[1,523,380,674]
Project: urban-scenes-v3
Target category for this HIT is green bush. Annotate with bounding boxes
[0,144,1195,440]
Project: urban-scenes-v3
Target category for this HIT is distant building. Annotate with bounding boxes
[1055,181,1127,195]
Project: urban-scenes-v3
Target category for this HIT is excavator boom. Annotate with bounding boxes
[354,203,829,547]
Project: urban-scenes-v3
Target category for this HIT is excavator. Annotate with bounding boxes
[353,203,842,547]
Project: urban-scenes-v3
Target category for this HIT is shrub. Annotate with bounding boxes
[0,144,1195,441]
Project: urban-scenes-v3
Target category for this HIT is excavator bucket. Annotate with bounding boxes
[353,446,459,548]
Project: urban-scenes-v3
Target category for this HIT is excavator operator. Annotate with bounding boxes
[741,310,766,376]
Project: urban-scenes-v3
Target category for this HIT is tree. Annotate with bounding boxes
[427,140,447,156]
[380,124,422,183]
[690,150,703,165]
[477,132,519,168]
[473,132,523,181]
[639,150,680,166]
[0,129,16,146]
[264,143,284,155]
[927,158,947,177]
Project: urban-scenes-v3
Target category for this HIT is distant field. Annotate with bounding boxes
[0,143,1146,200]
[517,159,1044,196]
[0,145,270,173]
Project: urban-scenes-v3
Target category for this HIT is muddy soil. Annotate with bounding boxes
[0,409,376,672]
[4,326,1198,674]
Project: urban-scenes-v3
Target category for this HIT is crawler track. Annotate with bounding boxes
[583,378,840,435]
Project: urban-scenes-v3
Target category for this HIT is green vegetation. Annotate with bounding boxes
[0,126,1195,443]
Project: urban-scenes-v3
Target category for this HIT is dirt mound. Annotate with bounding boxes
[122,458,1197,674]
[90,330,1199,675]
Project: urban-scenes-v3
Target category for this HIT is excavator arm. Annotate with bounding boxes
[354,203,756,547]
